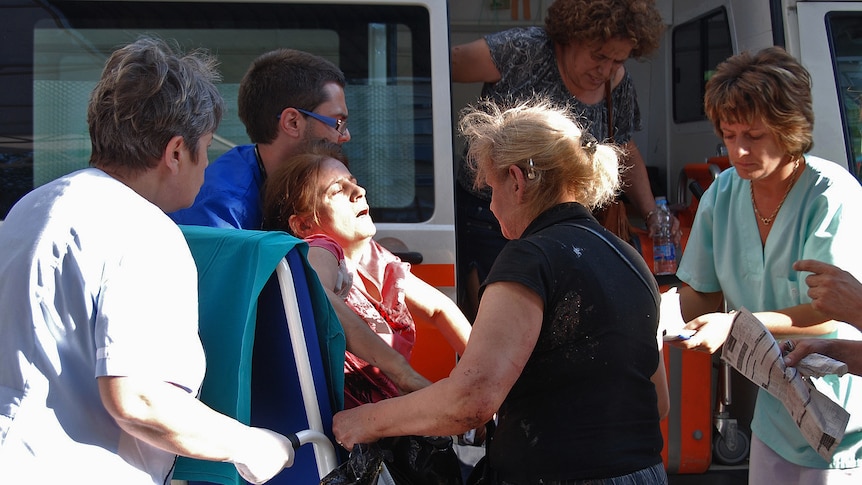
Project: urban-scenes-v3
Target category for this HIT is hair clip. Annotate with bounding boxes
[582,132,598,156]
[526,158,537,180]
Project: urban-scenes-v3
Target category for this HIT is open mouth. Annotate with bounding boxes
[587,73,605,86]
[356,208,369,217]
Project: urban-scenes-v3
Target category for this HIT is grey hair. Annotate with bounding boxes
[87,36,224,173]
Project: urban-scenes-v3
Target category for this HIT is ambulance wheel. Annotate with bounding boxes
[713,428,750,466]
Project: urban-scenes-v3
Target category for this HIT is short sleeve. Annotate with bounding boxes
[96,221,205,393]
[481,238,549,305]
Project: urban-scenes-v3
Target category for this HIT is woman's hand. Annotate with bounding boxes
[230,428,295,484]
[670,312,735,354]
[794,259,862,328]
[783,338,862,376]
[647,210,683,246]
[782,338,831,368]
[332,406,379,451]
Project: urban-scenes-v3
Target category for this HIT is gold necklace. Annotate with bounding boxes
[750,158,800,225]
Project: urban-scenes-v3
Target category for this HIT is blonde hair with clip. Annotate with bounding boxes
[460,99,623,216]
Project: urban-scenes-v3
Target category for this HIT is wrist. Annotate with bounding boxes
[226,426,260,464]
[386,354,417,383]
[645,209,660,230]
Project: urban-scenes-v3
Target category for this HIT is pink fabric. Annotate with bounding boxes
[305,234,352,298]
[306,235,416,409]
[305,234,344,259]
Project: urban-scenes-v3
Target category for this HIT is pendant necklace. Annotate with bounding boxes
[750,157,800,225]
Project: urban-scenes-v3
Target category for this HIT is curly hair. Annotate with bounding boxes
[545,0,665,58]
[704,46,814,156]
[459,99,623,215]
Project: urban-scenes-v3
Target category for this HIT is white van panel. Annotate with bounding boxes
[797,2,862,168]
[0,0,458,292]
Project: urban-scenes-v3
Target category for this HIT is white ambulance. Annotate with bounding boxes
[3,0,860,294]
[1,0,860,473]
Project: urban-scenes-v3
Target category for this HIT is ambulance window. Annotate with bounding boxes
[671,7,732,123]
[827,12,862,183]
[0,1,435,223]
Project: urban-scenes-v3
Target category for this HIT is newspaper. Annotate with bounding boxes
[722,308,850,462]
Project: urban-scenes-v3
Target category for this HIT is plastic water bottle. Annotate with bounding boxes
[652,197,676,275]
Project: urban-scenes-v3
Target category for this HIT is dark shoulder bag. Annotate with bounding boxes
[379,434,463,485]
[592,81,635,245]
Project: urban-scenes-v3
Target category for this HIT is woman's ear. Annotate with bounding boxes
[162,135,185,174]
[288,213,313,238]
[509,164,528,203]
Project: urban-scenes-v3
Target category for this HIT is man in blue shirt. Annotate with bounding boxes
[169,48,436,413]
[170,49,351,229]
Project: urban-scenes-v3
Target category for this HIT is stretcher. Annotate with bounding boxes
[646,156,751,473]
[174,226,347,484]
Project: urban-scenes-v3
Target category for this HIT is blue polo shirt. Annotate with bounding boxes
[170,144,264,229]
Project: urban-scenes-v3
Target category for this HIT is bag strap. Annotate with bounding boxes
[564,222,657,305]
[605,80,614,142]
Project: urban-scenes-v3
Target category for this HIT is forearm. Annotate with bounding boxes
[813,340,862,376]
[678,286,723,322]
[333,365,497,449]
[98,377,257,461]
[426,302,471,355]
[405,274,471,354]
[100,376,294,484]
[335,282,543,449]
[753,304,835,338]
[382,379,485,435]
[329,291,430,392]
[785,339,862,376]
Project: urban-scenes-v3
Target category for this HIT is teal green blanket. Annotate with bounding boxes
[175,226,345,483]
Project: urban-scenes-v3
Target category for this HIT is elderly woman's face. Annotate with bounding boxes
[562,37,634,93]
[310,157,376,248]
[720,119,788,182]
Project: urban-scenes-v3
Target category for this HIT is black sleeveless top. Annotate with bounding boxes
[481,203,663,483]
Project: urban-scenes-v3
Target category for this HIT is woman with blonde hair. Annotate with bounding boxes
[333,99,669,484]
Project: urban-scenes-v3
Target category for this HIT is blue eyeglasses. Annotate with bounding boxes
[288,108,349,136]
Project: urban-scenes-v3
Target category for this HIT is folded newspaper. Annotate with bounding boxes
[722,309,850,462]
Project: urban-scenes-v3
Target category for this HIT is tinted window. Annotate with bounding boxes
[672,7,733,123]
[827,11,862,182]
[0,1,434,222]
